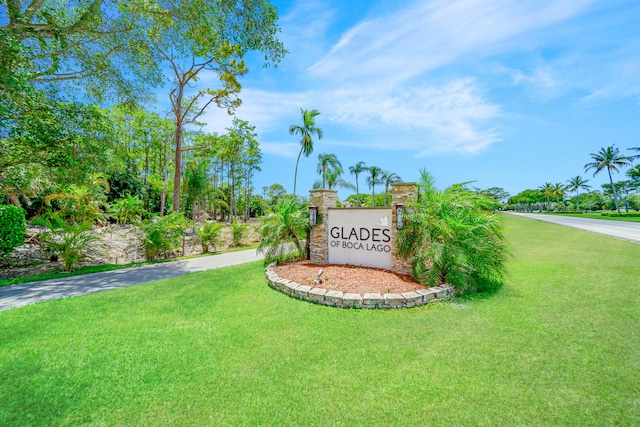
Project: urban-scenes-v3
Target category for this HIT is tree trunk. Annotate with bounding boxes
[608,169,621,214]
[293,147,303,197]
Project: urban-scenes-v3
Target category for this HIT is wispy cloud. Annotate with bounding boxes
[308,0,596,83]
[260,142,301,158]
[324,78,501,155]
[198,0,638,160]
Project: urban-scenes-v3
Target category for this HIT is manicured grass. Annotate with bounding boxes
[536,211,640,222]
[0,243,259,287]
[0,215,638,425]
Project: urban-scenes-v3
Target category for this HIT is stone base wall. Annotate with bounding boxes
[390,182,417,275]
[266,263,453,309]
[309,189,337,264]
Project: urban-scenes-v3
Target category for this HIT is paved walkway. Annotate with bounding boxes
[507,212,640,244]
[0,249,264,312]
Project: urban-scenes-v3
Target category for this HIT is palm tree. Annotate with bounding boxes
[566,176,591,211]
[326,167,356,191]
[381,171,402,206]
[316,153,342,188]
[396,169,508,295]
[257,198,308,263]
[538,182,554,212]
[551,182,567,210]
[366,166,383,207]
[349,161,368,206]
[289,108,323,197]
[584,145,634,214]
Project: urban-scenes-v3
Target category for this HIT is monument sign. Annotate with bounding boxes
[327,208,392,269]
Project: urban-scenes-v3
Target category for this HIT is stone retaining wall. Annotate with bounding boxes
[266,263,454,309]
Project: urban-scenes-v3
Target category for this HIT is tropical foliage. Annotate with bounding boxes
[396,170,508,295]
[197,222,225,253]
[140,213,189,260]
[257,198,308,264]
[35,218,101,272]
[108,195,147,224]
[230,218,249,247]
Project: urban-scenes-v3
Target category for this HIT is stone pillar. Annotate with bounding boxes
[309,189,337,264]
[391,182,418,275]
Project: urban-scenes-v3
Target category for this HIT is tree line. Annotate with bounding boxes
[508,145,640,213]
[1,0,286,220]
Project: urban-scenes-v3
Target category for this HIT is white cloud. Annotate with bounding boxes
[260,142,301,158]
[308,0,596,83]
[198,88,309,134]
[322,78,501,155]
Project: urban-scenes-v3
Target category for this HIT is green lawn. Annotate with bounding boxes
[536,211,640,222]
[0,215,638,425]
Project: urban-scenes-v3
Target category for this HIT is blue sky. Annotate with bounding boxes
[197,0,640,200]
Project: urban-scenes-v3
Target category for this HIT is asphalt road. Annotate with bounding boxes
[508,212,640,244]
[0,248,264,312]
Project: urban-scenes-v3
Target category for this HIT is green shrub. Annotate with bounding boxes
[0,205,26,257]
[196,221,225,253]
[396,170,508,295]
[141,213,188,260]
[36,218,101,272]
[230,218,248,247]
[43,181,109,225]
[601,212,640,217]
[109,195,147,224]
[257,198,308,264]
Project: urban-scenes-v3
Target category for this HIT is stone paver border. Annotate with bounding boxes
[265,264,453,309]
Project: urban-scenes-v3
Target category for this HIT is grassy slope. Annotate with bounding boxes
[0,215,638,425]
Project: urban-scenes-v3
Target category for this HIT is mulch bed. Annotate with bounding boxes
[273,261,428,295]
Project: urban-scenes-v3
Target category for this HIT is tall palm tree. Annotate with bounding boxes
[366,166,383,207]
[289,108,323,196]
[538,182,554,212]
[349,161,368,206]
[566,176,591,210]
[316,153,342,189]
[381,171,402,206]
[584,145,633,214]
[326,167,356,191]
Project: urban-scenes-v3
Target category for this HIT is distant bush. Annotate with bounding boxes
[140,213,188,260]
[109,195,147,224]
[230,218,248,247]
[601,212,640,217]
[197,221,225,253]
[0,205,26,257]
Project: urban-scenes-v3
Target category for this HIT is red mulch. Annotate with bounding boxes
[273,261,427,295]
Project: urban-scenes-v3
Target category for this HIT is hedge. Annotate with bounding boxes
[601,212,640,217]
[0,205,26,257]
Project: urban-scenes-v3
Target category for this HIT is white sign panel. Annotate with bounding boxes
[328,208,392,270]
